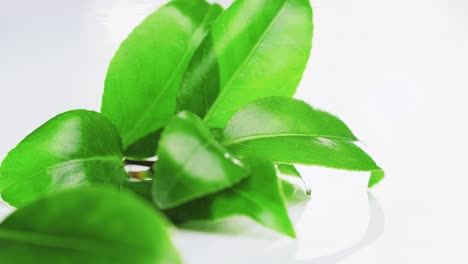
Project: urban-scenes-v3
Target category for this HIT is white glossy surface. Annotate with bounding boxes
[1,0,467,263]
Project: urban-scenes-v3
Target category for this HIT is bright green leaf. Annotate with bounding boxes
[165,158,296,238]
[277,164,311,203]
[0,187,181,264]
[221,97,384,186]
[101,0,223,149]
[178,0,313,127]
[229,137,382,172]
[0,110,128,207]
[153,111,249,209]
[369,170,385,188]
[221,96,357,145]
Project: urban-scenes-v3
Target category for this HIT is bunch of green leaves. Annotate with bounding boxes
[0,0,383,262]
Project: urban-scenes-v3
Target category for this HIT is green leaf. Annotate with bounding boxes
[178,0,313,127]
[101,0,223,149]
[221,96,357,144]
[369,170,385,188]
[153,111,249,209]
[165,158,295,238]
[176,20,221,119]
[0,110,128,207]
[0,187,181,264]
[124,179,152,202]
[123,130,161,159]
[277,164,311,202]
[221,97,384,186]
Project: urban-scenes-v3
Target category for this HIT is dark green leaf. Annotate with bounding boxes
[153,111,249,209]
[277,164,311,203]
[0,187,180,264]
[176,31,220,118]
[124,179,153,202]
[221,97,384,186]
[123,129,161,159]
[165,158,295,238]
[101,0,223,149]
[178,0,313,128]
[0,110,128,207]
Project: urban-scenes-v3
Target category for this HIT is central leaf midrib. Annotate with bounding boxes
[161,135,239,204]
[231,188,267,211]
[124,6,219,146]
[221,132,355,147]
[230,186,285,223]
[204,0,289,121]
[50,156,122,169]
[1,155,122,194]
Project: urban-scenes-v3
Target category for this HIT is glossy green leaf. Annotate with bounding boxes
[165,158,295,238]
[221,96,357,145]
[221,97,384,186]
[178,0,313,127]
[101,0,223,149]
[0,110,128,207]
[153,111,249,209]
[176,23,221,118]
[277,164,310,202]
[0,187,181,264]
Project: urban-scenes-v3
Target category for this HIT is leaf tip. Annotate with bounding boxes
[368,170,385,188]
[285,226,297,239]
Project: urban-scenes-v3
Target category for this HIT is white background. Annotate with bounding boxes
[1,0,467,263]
